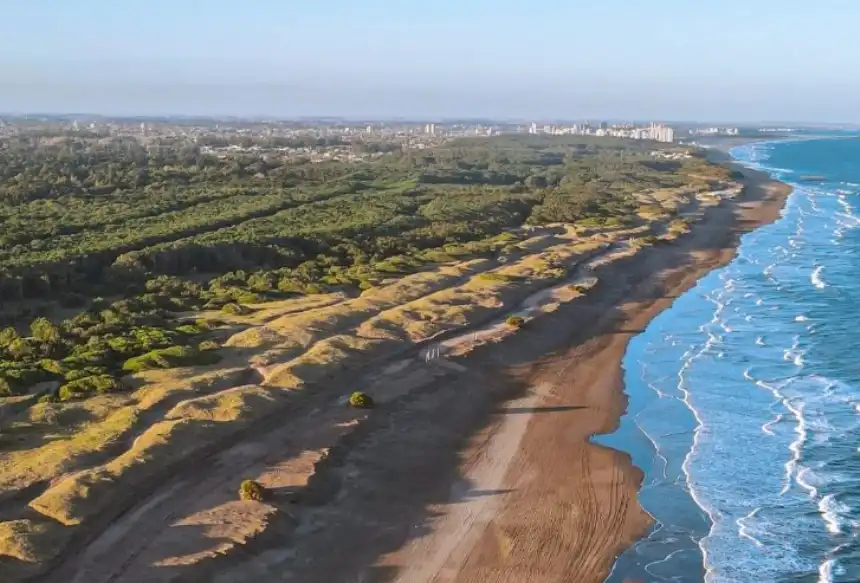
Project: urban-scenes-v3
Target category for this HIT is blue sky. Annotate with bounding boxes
[2,0,858,121]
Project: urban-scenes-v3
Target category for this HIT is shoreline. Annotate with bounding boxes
[5,145,793,583]
[376,147,793,582]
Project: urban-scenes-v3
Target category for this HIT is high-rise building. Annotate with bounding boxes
[529,122,538,135]
[648,123,675,143]
[425,123,436,136]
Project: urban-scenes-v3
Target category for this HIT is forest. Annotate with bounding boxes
[0,132,730,399]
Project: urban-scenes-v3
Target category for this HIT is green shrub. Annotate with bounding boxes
[221,303,250,315]
[348,391,374,409]
[198,340,220,352]
[0,367,51,391]
[238,479,266,501]
[476,272,517,283]
[58,375,125,401]
[122,345,220,373]
[63,366,110,381]
[236,293,262,304]
[40,359,65,375]
[505,315,526,328]
[175,324,203,335]
[0,377,12,397]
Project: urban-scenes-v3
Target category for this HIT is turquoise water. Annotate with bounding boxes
[599,136,860,582]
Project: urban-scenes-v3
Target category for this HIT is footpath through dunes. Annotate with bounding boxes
[0,168,768,583]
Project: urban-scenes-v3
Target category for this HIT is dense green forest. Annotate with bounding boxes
[0,132,728,400]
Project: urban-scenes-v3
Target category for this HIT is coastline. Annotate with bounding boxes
[5,145,793,583]
[376,147,793,582]
[250,146,791,583]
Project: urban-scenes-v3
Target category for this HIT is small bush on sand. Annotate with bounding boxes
[198,340,220,352]
[668,218,692,235]
[505,315,525,328]
[238,479,266,501]
[349,391,374,409]
[221,303,250,316]
[476,272,517,283]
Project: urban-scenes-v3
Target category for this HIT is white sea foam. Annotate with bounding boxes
[609,142,860,583]
[736,508,764,548]
[782,390,808,496]
[762,413,783,436]
[818,557,845,583]
[819,494,850,534]
[811,266,827,289]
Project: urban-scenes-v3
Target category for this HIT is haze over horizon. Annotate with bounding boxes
[3,0,858,122]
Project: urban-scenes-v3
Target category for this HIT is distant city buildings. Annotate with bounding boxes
[6,116,689,169]
[522,121,676,143]
[648,123,675,143]
[689,127,740,136]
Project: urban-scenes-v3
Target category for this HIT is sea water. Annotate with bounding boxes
[599,135,860,582]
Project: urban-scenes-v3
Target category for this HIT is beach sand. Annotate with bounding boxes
[318,154,791,583]
[28,150,791,583]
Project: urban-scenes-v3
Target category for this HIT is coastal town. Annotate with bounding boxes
[0,115,751,166]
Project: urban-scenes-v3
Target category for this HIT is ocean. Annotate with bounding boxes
[599,135,860,583]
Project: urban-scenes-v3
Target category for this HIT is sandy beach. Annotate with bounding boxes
[5,146,791,583]
[317,149,792,583]
[202,151,790,583]
[367,154,792,583]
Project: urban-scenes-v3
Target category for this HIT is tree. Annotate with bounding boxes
[31,317,61,345]
[0,327,19,348]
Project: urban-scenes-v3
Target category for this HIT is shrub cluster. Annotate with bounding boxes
[58,375,125,401]
[348,391,374,409]
[505,315,526,328]
[221,302,251,316]
[122,345,221,374]
[238,479,266,501]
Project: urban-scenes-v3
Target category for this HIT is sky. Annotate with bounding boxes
[2,0,859,122]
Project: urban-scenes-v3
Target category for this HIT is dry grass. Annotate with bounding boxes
[0,519,57,563]
[165,385,280,423]
[224,260,494,358]
[0,368,251,493]
[30,392,267,527]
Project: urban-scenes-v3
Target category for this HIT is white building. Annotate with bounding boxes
[648,123,675,143]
